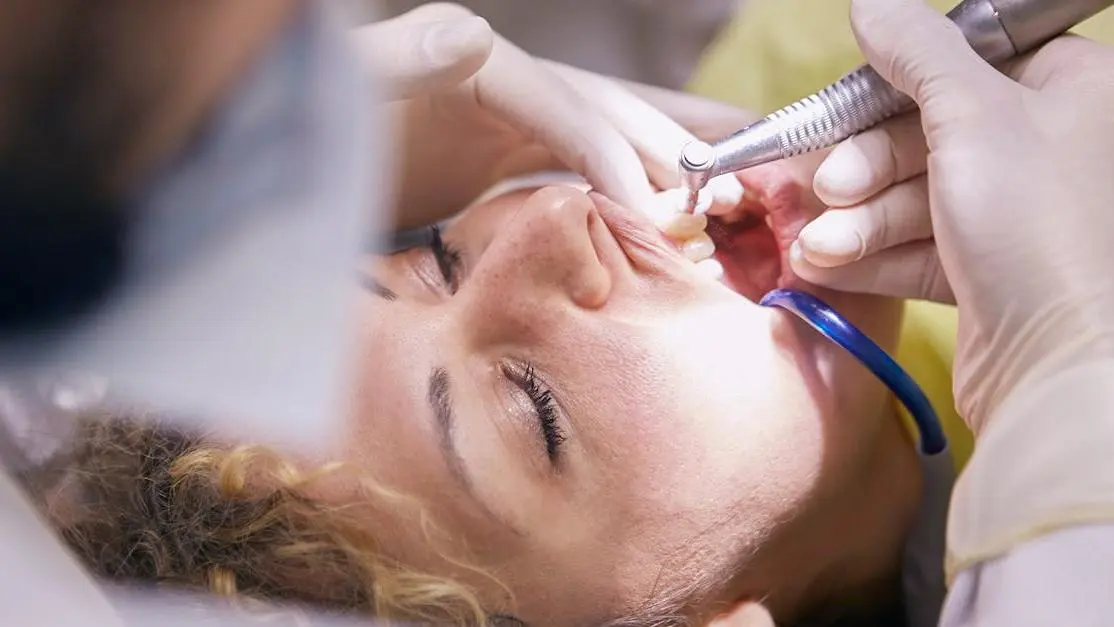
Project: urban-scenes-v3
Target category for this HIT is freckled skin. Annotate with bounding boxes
[326,166,920,625]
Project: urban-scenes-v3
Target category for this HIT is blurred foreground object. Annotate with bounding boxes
[0,471,123,627]
[0,2,381,450]
[0,0,391,626]
[1,468,389,627]
[376,0,741,89]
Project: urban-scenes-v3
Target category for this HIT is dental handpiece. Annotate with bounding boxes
[679,0,1114,208]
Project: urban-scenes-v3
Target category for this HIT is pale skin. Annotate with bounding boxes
[326,155,924,626]
[0,4,925,622]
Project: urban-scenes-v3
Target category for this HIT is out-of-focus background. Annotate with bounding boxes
[370,0,1114,117]
[375,0,742,90]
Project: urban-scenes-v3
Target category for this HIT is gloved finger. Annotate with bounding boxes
[790,238,955,303]
[813,113,927,207]
[1000,34,1113,91]
[798,174,931,267]
[702,175,752,218]
[616,77,763,141]
[545,61,745,211]
[353,15,493,100]
[849,0,1015,115]
[544,62,689,189]
[610,76,764,219]
[475,37,656,209]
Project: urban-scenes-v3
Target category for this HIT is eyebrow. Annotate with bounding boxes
[428,367,470,490]
[427,367,524,536]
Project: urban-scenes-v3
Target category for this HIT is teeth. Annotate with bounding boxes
[659,212,708,240]
[682,232,715,262]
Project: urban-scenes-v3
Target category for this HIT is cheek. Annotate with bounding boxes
[582,318,830,527]
[650,319,833,518]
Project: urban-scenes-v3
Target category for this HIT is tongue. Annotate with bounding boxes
[707,163,816,302]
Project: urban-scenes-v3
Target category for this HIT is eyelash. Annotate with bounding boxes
[430,225,462,293]
[505,363,565,461]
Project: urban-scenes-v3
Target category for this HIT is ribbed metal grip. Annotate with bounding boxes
[772,66,913,158]
[689,0,1114,185]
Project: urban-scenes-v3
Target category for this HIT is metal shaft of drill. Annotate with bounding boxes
[773,66,912,160]
[714,0,1114,170]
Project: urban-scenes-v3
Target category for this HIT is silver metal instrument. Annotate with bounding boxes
[679,0,1114,206]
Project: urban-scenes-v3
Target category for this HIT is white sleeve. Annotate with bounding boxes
[939,524,1114,627]
[945,361,1114,579]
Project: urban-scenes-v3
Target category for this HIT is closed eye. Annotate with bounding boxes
[503,363,566,463]
[430,225,462,293]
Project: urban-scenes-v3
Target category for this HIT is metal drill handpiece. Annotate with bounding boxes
[767,66,911,159]
[679,142,715,213]
[678,66,911,202]
[684,0,1114,184]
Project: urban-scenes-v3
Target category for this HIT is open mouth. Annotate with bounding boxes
[708,166,812,302]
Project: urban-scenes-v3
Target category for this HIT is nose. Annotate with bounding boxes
[459,186,615,332]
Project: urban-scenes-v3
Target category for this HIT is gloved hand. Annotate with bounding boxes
[789,0,1114,427]
[354,3,743,231]
[793,0,1114,581]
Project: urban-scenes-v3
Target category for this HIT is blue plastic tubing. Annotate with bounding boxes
[760,288,947,456]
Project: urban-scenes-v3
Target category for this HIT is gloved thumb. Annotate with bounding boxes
[850,0,1009,116]
[354,15,493,100]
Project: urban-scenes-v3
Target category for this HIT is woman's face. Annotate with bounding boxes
[335,161,904,624]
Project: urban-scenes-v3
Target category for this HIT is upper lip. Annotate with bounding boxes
[587,192,691,278]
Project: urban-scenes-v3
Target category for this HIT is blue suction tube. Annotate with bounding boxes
[759,288,947,456]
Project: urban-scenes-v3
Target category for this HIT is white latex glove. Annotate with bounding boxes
[355,5,494,99]
[354,3,743,231]
[789,0,1114,426]
[794,0,1114,581]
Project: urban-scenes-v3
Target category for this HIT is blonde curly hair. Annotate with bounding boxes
[17,414,523,625]
[10,408,904,627]
[14,413,701,626]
